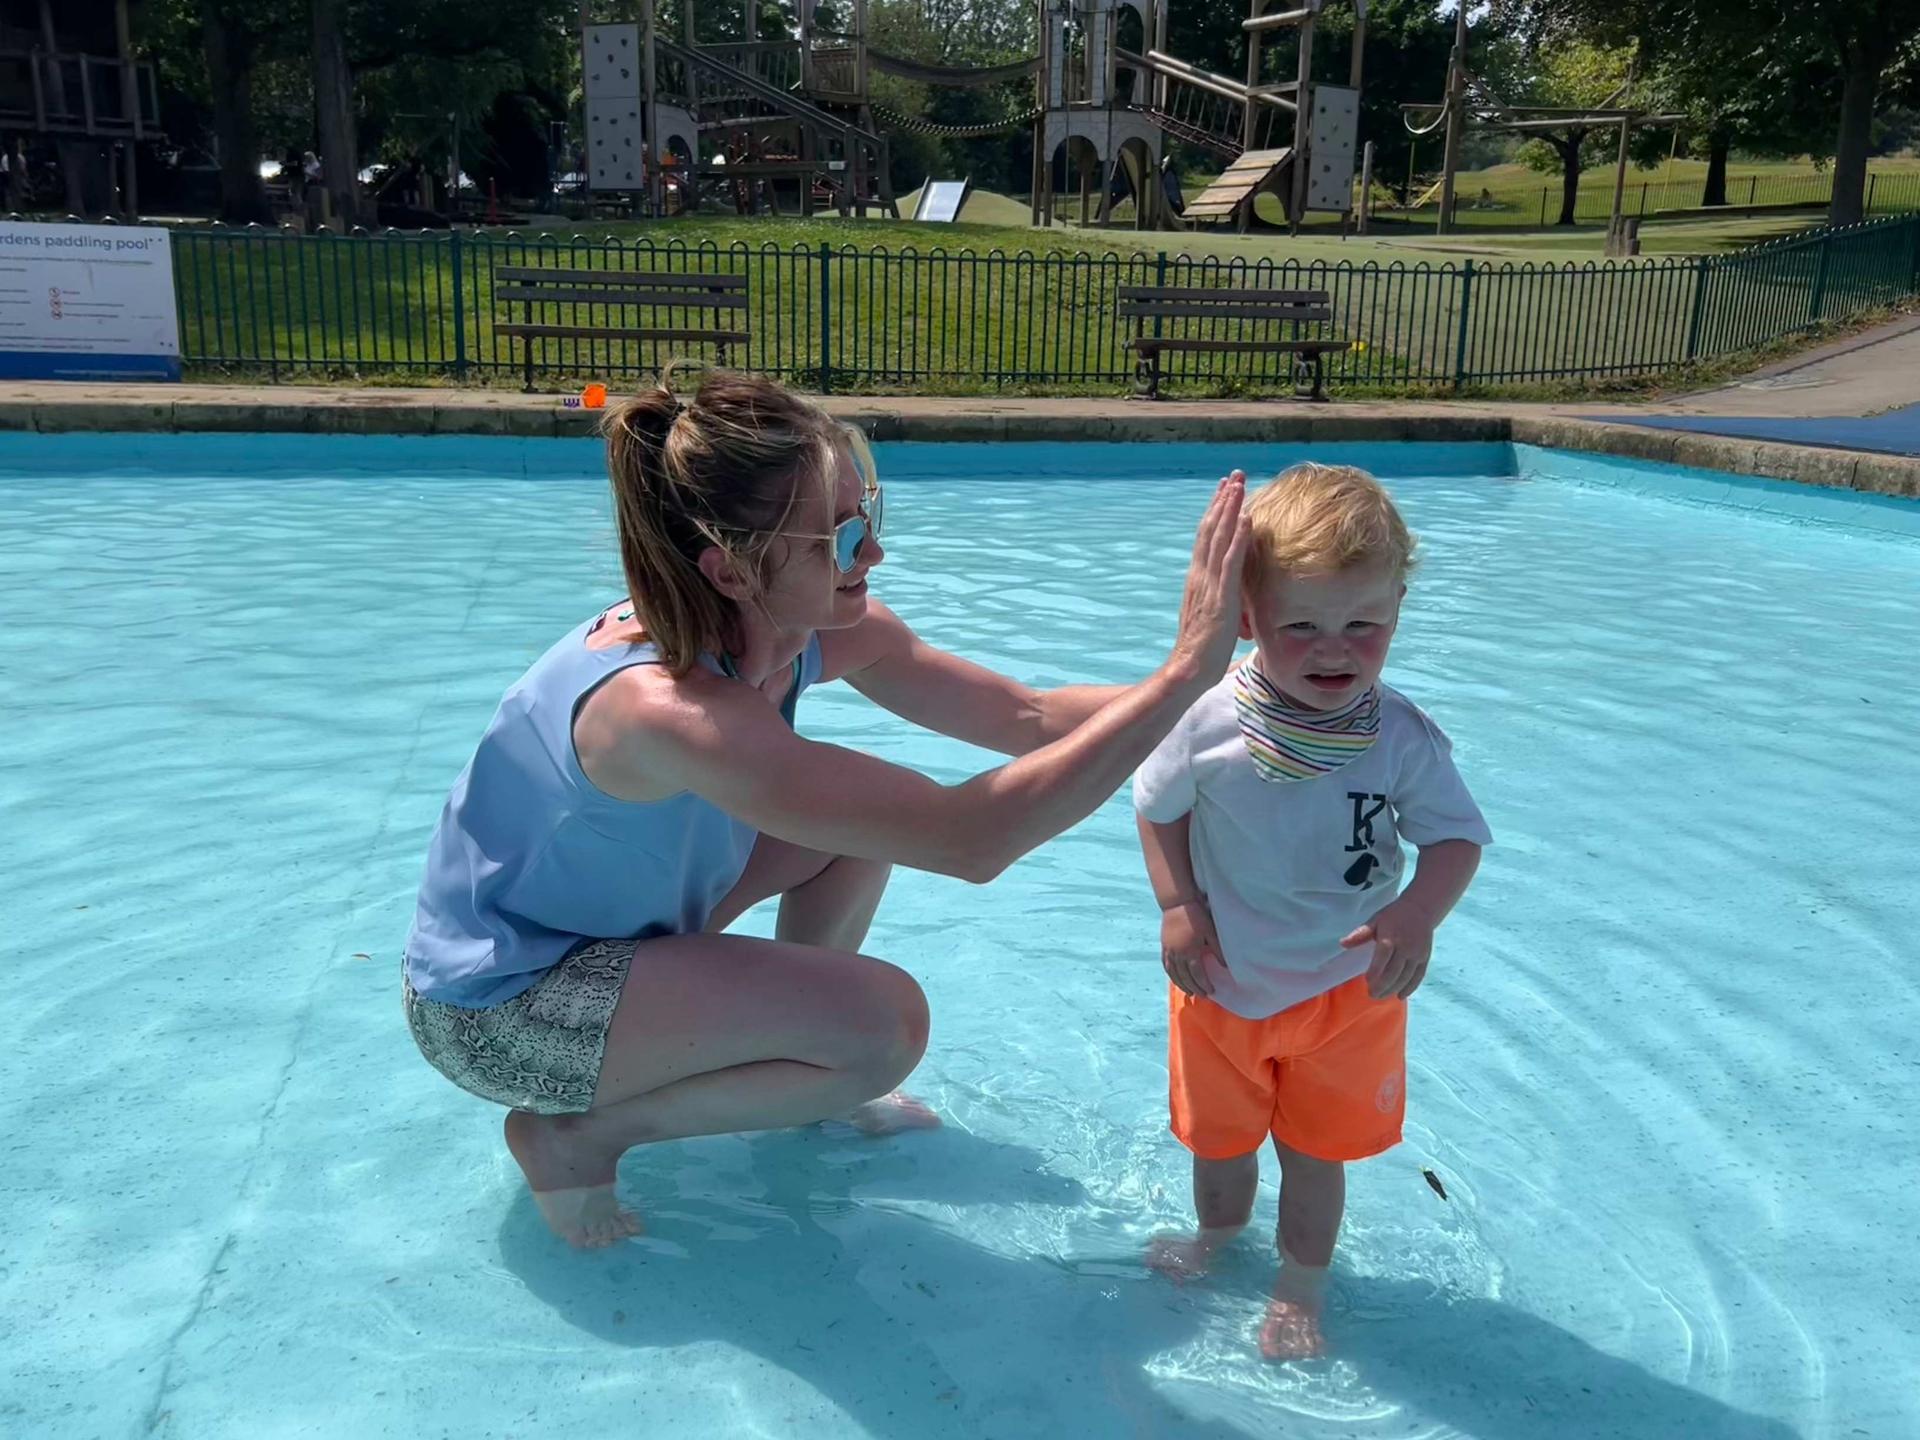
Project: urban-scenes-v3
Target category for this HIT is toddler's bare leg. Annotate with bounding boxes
[1260,1140,1343,1359]
[1147,1150,1260,1279]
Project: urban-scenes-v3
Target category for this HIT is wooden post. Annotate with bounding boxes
[1287,1,1314,232]
[1436,1,1467,236]
[1153,0,1170,110]
[1240,1,1264,233]
[1349,0,1365,91]
[643,0,662,214]
[1608,115,1631,242]
[1357,139,1373,233]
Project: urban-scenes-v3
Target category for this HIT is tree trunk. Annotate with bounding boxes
[203,12,271,223]
[312,0,363,227]
[1702,130,1730,207]
[1556,133,1583,227]
[1827,42,1878,227]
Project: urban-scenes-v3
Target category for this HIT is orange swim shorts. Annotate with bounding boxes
[1168,976,1407,1162]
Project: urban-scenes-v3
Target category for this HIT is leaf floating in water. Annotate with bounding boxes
[1422,1168,1449,1201]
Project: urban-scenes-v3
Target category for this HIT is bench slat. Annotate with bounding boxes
[1131,337,1351,355]
[1118,285,1329,303]
[497,325,751,344]
[497,286,747,309]
[1121,303,1334,323]
[495,266,747,289]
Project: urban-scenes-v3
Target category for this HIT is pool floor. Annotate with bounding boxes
[2,438,1915,1439]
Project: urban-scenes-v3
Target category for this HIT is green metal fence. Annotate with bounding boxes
[169,212,1920,394]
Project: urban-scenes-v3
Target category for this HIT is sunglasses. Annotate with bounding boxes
[825,480,884,574]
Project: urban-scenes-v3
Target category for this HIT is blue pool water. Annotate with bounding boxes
[3,436,1916,1440]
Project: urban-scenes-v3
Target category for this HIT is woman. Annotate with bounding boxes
[404,371,1248,1246]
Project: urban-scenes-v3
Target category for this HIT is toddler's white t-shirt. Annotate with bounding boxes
[1133,675,1491,1019]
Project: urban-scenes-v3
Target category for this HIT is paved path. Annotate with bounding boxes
[1582,313,1920,455]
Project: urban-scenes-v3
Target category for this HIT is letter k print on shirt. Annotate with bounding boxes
[1343,791,1389,888]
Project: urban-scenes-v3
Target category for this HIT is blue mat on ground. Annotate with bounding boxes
[1589,402,1920,457]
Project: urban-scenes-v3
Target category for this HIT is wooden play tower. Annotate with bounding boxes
[1028,0,1366,233]
[578,0,1366,232]
[580,0,899,217]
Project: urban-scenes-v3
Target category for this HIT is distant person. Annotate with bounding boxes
[1137,464,1489,1359]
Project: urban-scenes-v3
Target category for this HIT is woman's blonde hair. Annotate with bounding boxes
[603,368,862,675]
[1244,462,1417,593]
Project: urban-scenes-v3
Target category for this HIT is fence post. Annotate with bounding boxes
[1539,188,1548,228]
[1909,214,1920,290]
[1453,259,1474,389]
[818,241,832,394]
[1748,175,1758,206]
[1808,229,1832,326]
[449,228,468,381]
[1685,255,1712,362]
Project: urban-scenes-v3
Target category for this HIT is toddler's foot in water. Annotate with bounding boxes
[1259,1291,1329,1360]
[504,1109,643,1248]
[1146,1231,1231,1281]
[843,1091,941,1135]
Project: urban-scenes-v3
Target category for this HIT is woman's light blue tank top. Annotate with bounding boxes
[404,613,822,1008]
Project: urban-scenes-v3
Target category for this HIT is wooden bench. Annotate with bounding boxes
[495,266,748,392]
[1119,285,1350,401]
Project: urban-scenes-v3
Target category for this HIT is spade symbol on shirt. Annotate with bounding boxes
[1344,852,1382,888]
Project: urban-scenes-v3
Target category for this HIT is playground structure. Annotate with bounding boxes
[1029,0,1365,234]
[1403,6,1681,252]
[578,0,1366,233]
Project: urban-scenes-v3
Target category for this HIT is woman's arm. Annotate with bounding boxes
[823,601,1122,756]
[587,477,1249,882]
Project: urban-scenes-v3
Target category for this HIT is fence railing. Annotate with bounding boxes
[168,212,1920,393]
[1404,167,1920,227]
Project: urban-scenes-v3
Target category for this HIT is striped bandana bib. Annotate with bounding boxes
[1232,660,1381,782]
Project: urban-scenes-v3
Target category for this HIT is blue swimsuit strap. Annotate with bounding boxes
[718,651,804,729]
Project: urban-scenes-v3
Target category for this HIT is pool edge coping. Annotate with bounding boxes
[1,395,1914,500]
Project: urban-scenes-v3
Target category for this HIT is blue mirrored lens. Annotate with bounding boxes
[835,517,866,572]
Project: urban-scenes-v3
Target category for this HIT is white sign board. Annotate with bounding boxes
[913,179,971,223]
[0,222,180,381]
[1306,85,1361,214]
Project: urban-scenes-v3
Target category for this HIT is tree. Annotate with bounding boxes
[1496,0,1920,225]
[1504,40,1639,225]
[1820,0,1920,221]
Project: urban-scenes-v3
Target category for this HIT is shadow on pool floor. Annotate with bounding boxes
[496,1126,1802,1440]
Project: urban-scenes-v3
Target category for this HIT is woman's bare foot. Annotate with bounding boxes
[843,1090,941,1135]
[503,1109,643,1248]
[1259,1292,1328,1360]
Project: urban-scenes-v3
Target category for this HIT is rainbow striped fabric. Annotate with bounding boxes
[1232,659,1382,783]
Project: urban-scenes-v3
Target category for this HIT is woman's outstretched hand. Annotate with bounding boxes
[1168,470,1251,685]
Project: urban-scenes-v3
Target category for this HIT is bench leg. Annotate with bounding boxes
[1293,351,1327,403]
[1131,349,1162,401]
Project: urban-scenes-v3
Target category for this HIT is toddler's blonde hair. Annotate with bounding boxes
[1244,462,1417,593]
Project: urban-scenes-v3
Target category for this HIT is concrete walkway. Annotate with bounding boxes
[1580,313,1920,456]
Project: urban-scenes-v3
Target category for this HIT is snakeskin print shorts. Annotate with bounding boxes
[403,938,632,1114]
